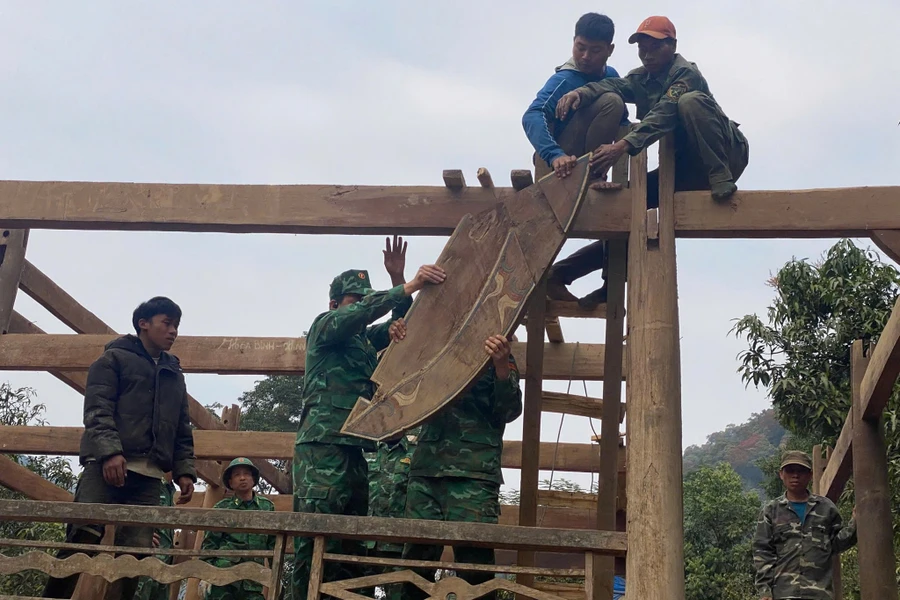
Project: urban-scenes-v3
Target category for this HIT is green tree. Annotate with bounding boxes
[733,239,900,598]
[0,383,77,596]
[683,464,760,600]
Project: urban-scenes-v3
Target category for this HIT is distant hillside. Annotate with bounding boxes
[683,410,787,492]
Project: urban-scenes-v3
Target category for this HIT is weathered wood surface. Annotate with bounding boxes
[871,230,900,265]
[322,552,583,577]
[0,537,271,558]
[0,427,620,472]
[0,551,270,585]
[541,391,621,421]
[820,421,853,502]
[0,229,28,334]
[1,179,899,238]
[0,500,627,554]
[626,143,685,600]
[343,159,592,441]
[850,341,899,599]
[0,333,612,380]
[0,454,73,502]
[15,265,290,492]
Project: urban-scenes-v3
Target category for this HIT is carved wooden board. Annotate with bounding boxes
[341,156,591,441]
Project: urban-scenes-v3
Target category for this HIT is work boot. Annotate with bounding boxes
[546,269,578,302]
[710,181,737,201]
[578,283,608,309]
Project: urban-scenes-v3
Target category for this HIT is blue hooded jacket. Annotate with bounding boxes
[522,58,628,166]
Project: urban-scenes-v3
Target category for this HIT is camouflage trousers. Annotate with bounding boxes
[133,565,171,600]
[205,583,265,600]
[401,476,500,600]
[292,442,369,600]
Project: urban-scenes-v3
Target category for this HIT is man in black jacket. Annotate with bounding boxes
[43,296,197,599]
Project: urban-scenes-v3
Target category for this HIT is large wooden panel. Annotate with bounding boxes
[342,160,591,441]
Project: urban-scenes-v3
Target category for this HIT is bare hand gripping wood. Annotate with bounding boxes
[341,155,592,441]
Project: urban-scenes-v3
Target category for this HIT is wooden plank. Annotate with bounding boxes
[593,238,627,600]
[14,265,290,492]
[811,445,824,495]
[0,333,614,380]
[0,454,73,502]
[820,422,854,502]
[477,168,494,189]
[0,179,898,238]
[871,230,900,265]
[541,391,624,421]
[0,427,622,473]
[859,296,900,420]
[0,229,28,334]
[325,552,583,578]
[626,141,684,600]
[510,170,534,192]
[0,500,628,554]
[545,301,607,319]
[546,317,564,343]
[442,170,466,190]
[850,340,898,599]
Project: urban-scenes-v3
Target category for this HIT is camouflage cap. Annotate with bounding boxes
[223,457,260,489]
[780,450,812,471]
[329,269,374,301]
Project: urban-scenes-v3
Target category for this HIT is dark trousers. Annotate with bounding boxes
[551,90,749,287]
[42,463,159,599]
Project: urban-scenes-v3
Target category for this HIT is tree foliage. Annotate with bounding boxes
[683,464,760,600]
[0,383,77,596]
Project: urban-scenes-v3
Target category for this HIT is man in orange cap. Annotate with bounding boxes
[547,15,749,305]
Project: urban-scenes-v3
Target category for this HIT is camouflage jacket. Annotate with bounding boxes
[296,286,411,449]
[752,493,857,600]
[202,493,276,590]
[410,357,522,484]
[365,428,419,553]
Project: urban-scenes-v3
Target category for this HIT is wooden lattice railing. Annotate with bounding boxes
[0,499,626,600]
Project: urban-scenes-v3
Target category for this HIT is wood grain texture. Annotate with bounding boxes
[0,229,28,334]
[0,454,73,502]
[871,230,900,265]
[540,391,623,421]
[859,296,900,420]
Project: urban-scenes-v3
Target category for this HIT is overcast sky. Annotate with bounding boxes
[1,1,898,492]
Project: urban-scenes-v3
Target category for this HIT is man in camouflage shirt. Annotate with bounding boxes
[752,451,857,600]
[202,458,275,600]
[132,478,176,600]
[389,319,523,600]
[292,237,446,600]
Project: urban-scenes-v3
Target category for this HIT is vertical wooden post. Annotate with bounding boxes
[267,534,287,600]
[824,446,843,599]
[624,138,684,600]
[517,278,548,589]
[811,445,824,494]
[850,340,898,600]
[0,229,28,333]
[185,404,241,600]
[590,236,627,600]
[307,535,327,600]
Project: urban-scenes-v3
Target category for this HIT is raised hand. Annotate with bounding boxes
[383,235,408,285]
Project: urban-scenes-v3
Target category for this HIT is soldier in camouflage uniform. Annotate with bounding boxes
[752,451,857,600]
[291,238,446,600]
[132,478,176,600]
[202,458,276,600]
[389,319,523,600]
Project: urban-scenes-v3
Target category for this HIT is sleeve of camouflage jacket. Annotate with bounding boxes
[751,503,776,598]
[831,509,858,553]
[172,389,197,482]
[576,77,637,107]
[493,355,523,424]
[620,67,706,154]
[82,352,124,462]
[367,294,413,351]
[315,285,408,346]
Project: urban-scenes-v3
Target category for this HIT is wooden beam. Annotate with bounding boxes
[442,170,466,190]
[476,168,494,189]
[0,500,628,554]
[850,340,898,599]
[626,141,684,600]
[1,180,899,238]
[0,333,616,380]
[510,170,534,191]
[0,454,73,502]
[0,229,28,333]
[871,230,900,265]
[545,317,564,343]
[859,296,900,420]
[0,427,622,473]
[545,300,607,319]
[541,391,624,421]
[820,422,853,502]
[14,264,290,492]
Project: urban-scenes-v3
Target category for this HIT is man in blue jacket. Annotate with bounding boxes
[522,13,627,183]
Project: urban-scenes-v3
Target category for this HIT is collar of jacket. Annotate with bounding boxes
[108,334,181,370]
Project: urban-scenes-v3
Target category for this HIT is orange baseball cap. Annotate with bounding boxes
[628,16,677,44]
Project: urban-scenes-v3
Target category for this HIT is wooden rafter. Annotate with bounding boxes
[540,391,624,422]
[0,180,897,238]
[0,427,623,473]
[0,333,617,380]
[0,454,73,502]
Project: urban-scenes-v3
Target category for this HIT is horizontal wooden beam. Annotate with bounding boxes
[0,427,621,473]
[0,454,73,502]
[860,296,900,420]
[0,334,614,380]
[820,424,854,502]
[0,500,627,554]
[541,391,624,422]
[0,180,897,239]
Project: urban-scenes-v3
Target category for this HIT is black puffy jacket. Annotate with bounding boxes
[79,334,196,481]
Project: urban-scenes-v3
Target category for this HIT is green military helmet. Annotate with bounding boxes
[329,269,374,301]
[223,457,260,490]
